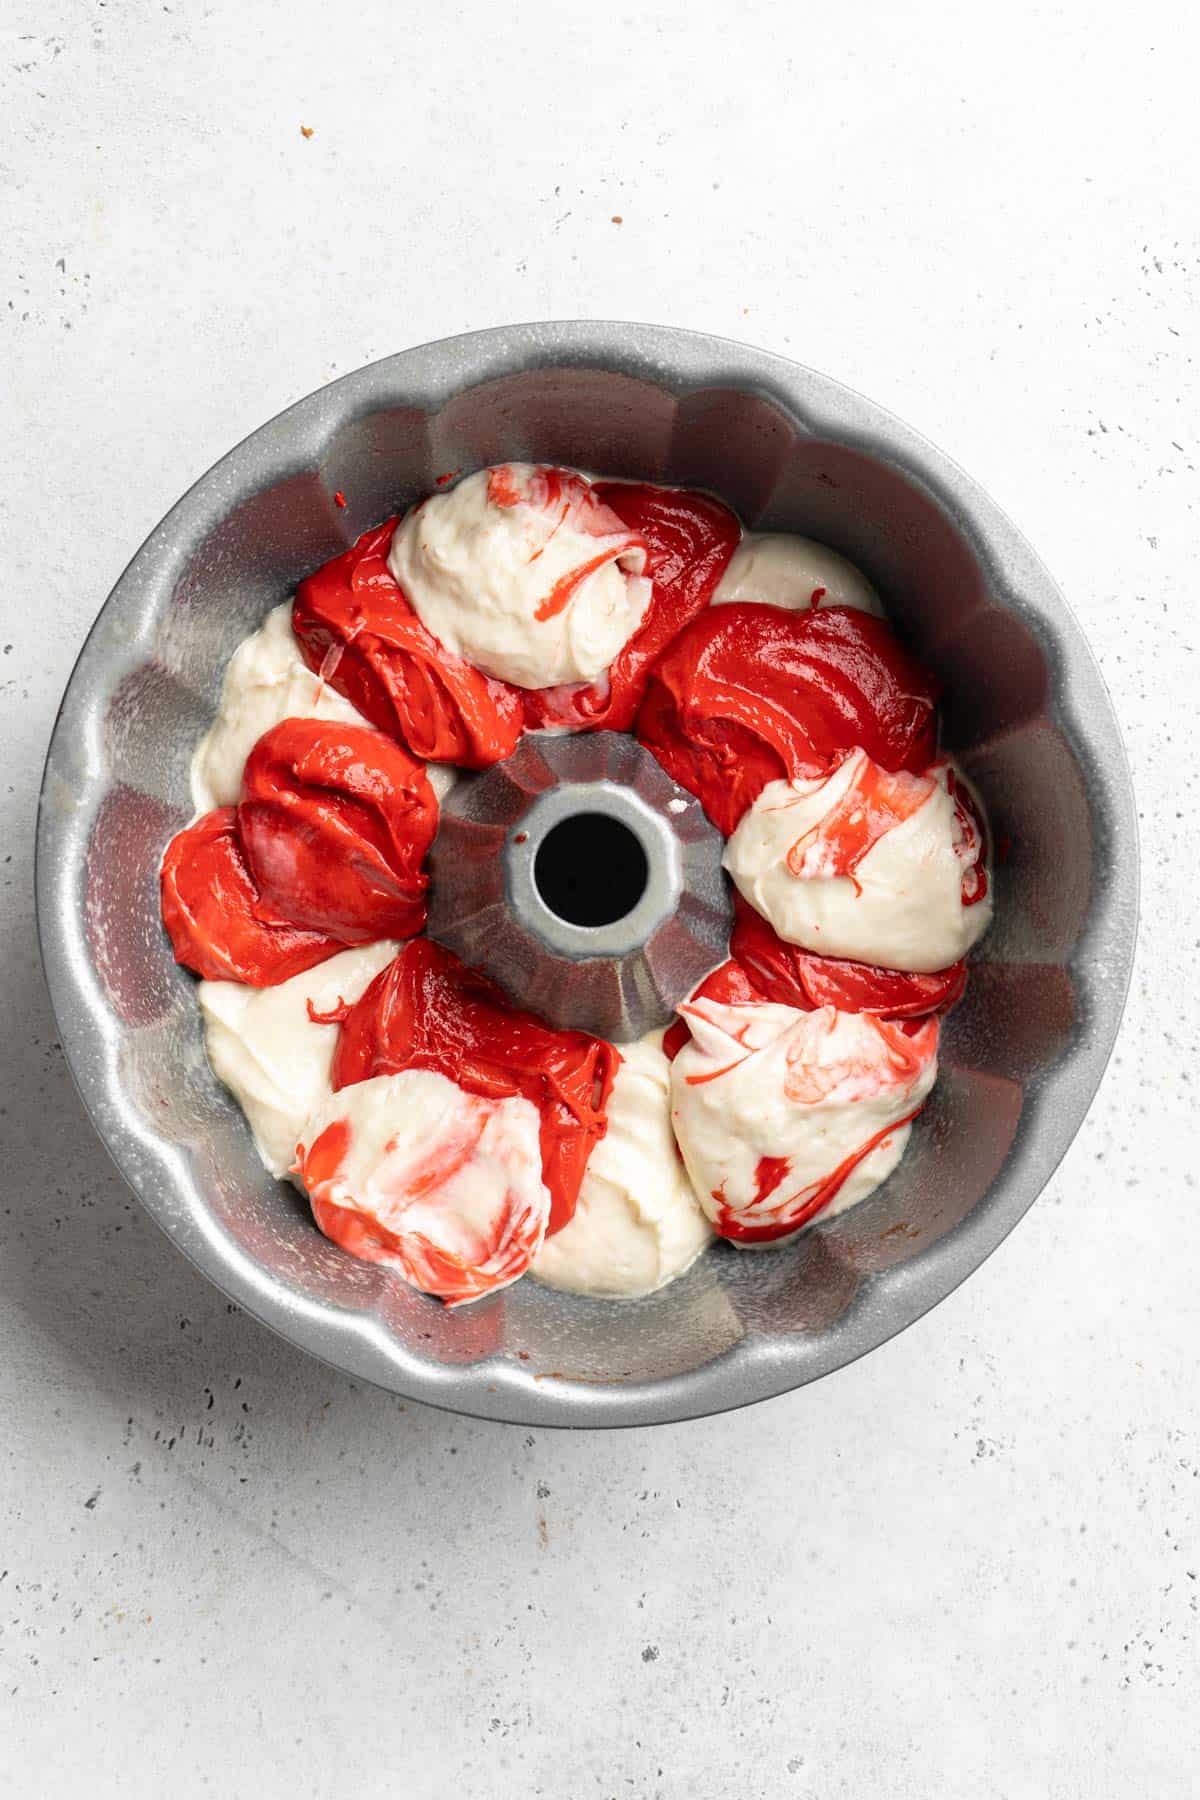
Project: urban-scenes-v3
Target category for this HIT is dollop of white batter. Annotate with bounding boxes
[711,531,883,616]
[387,464,651,689]
[724,750,992,973]
[531,1034,713,1299]
[298,1070,550,1304]
[198,941,397,1179]
[190,602,456,812]
[670,999,938,1243]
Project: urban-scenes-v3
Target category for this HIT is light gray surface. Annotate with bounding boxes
[3,0,1196,1793]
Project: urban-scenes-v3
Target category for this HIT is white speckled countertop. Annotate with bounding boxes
[3,1,1197,1793]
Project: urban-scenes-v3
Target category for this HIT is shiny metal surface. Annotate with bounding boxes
[35,321,1138,1427]
[428,732,731,1041]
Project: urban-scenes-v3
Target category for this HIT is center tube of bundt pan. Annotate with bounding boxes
[426,733,732,1043]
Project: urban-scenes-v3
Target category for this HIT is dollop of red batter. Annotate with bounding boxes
[522,483,741,734]
[731,894,967,1017]
[292,520,524,767]
[160,807,345,986]
[663,896,964,1061]
[329,938,619,1234]
[238,719,437,944]
[637,601,939,835]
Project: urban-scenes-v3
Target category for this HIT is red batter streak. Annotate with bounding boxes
[784,757,935,891]
[298,1098,544,1307]
[671,998,938,1242]
[663,896,964,1062]
[661,959,761,1062]
[637,601,938,836]
[329,938,619,1235]
[237,719,437,944]
[486,465,648,622]
[298,1117,351,1189]
[522,483,740,734]
[292,520,524,767]
[948,765,990,906]
[753,1156,792,1205]
[715,1104,925,1245]
[783,1011,936,1105]
[730,894,966,1018]
[160,807,345,986]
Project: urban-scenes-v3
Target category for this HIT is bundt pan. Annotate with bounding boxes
[36,322,1138,1427]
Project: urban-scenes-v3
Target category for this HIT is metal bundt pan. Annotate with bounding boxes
[36,322,1138,1427]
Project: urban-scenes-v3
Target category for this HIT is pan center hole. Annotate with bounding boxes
[534,812,649,928]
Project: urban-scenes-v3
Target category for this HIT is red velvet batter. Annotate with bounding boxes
[328,938,619,1235]
[292,520,524,767]
[637,601,939,836]
[160,807,344,986]
[783,757,934,892]
[298,1099,547,1307]
[668,993,938,1242]
[486,465,648,623]
[522,483,741,734]
[661,959,762,1062]
[948,765,990,906]
[716,1101,927,1245]
[238,719,437,944]
[165,463,988,1292]
[663,896,964,1061]
[730,894,966,1018]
